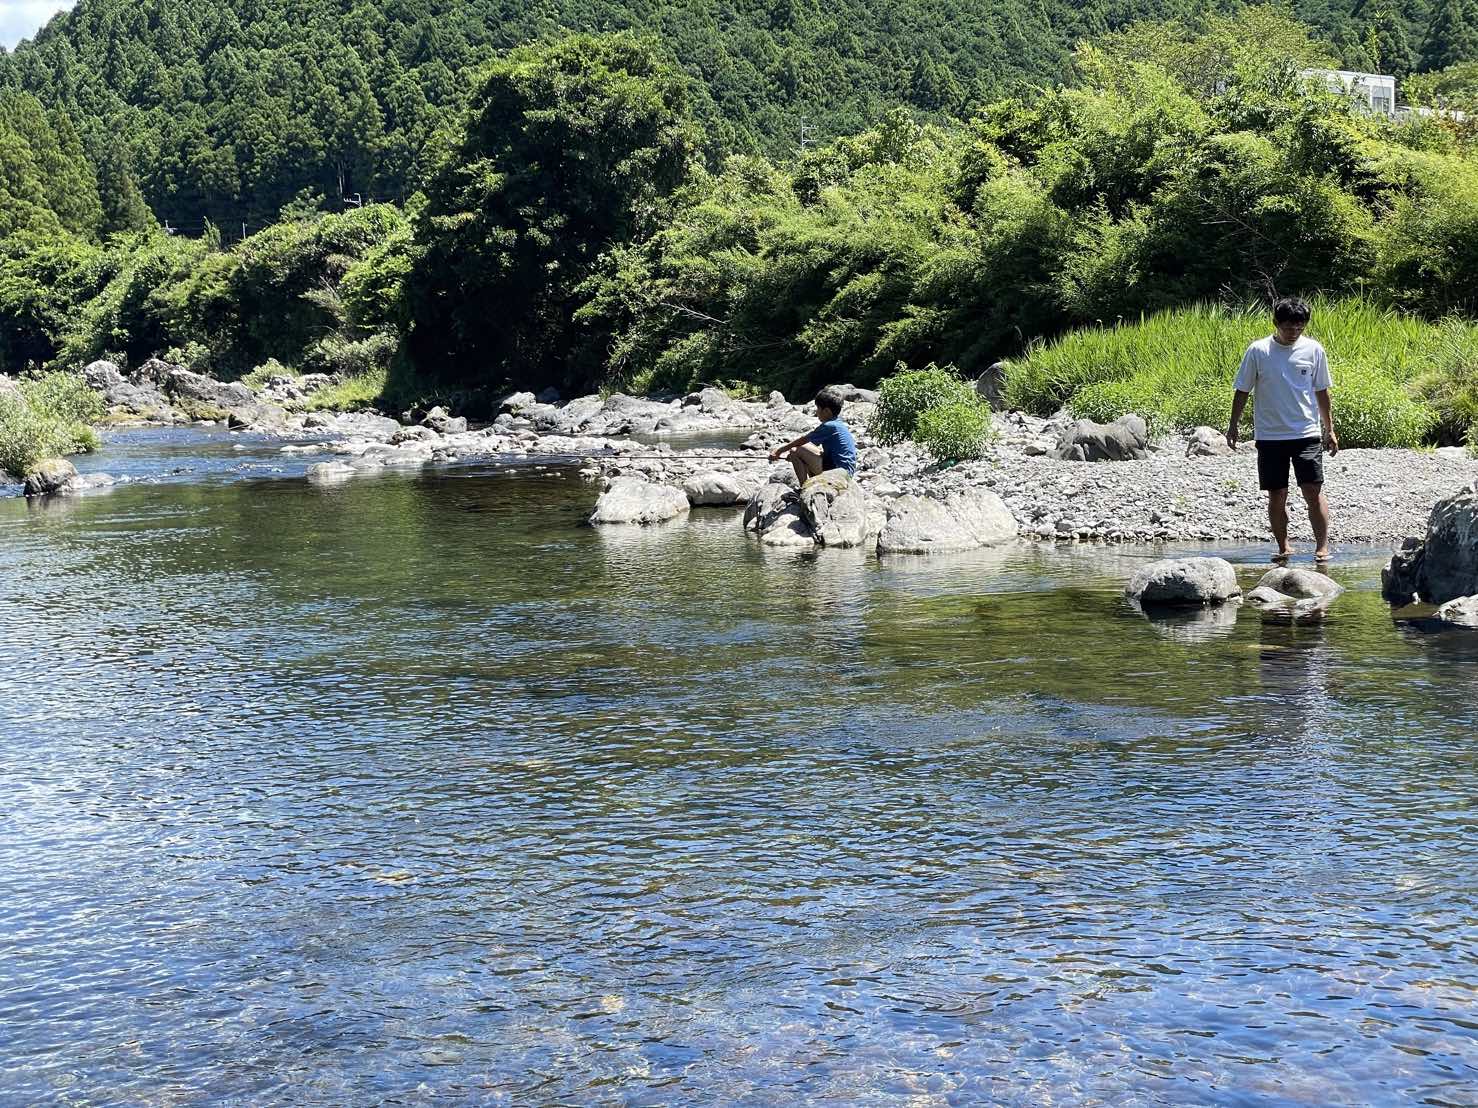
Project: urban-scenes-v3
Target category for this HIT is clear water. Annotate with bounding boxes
[2,429,1475,1105]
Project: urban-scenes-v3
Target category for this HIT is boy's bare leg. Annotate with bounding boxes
[1302,482,1331,558]
[1268,488,1292,558]
[790,444,824,485]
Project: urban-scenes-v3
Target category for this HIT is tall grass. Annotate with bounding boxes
[1004,299,1478,448]
[0,372,103,479]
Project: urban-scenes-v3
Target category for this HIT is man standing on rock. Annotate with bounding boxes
[1227,297,1339,561]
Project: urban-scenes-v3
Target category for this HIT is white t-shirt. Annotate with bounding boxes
[1234,335,1332,441]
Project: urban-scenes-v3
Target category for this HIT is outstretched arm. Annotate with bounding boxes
[769,429,815,461]
[1226,390,1250,450]
[1317,389,1338,455]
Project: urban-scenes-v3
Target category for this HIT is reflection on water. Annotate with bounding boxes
[1138,599,1243,643]
[1,431,1475,1105]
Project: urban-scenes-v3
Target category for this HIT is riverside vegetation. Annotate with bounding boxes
[0,372,101,479]
[3,7,1478,466]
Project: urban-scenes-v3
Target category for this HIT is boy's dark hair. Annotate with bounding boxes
[1273,297,1312,325]
[814,388,845,417]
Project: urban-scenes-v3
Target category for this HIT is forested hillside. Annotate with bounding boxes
[1,0,1475,228]
[3,4,1478,452]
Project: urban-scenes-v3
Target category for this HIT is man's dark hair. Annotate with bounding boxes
[814,388,845,417]
[1273,297,1312,325]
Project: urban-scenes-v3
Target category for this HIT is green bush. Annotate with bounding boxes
[0,371,101,477]
[240,359,291,389]
[915,398,995,460]
[303,332,397,380]
[1412,318,1478,444]
[1334,371,1435,448]
[872,363,975,444]
[304,369,388,412]
[20,370,103,426]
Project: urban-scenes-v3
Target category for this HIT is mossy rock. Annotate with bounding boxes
[23,457,78,497]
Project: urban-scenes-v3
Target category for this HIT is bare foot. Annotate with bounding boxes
[1272,549,1293,562]
[1314,549,1331,562]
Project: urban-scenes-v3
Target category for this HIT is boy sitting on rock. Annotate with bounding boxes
[770,388,859,485]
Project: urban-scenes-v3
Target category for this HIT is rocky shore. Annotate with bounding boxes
[49,357,1478,552]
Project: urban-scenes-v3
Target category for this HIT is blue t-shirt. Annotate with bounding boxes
[807,419,858,474]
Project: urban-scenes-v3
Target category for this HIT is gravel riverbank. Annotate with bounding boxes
[905,440,1478,547]
[67,357,1478,549]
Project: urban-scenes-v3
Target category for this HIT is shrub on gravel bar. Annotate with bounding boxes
[0,371,102,479]
[872,363,976,445]
[915,398,996,461]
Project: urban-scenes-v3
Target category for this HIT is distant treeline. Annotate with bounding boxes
[2,0,1478,228]
[2,12,1477,433]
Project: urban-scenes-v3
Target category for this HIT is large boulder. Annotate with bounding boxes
[1436,595,1478,629]
[164,368,255,409]
[826,383,879,404]
[391,425,441,445]
[686,386,739,412]
[1420,482,1478,605]
[23,457,79,497]
[132,358,177,387]
[974,362,1008,411]
[1255,567,1342,600]
[81,360,124,391]
[1185,426,1233,457]
[422,406,467,435]
[684,471,757,507]
[1245,566,1343,619]
[590,476,690,525]
[584,393,674,436]
[1382,537,1425,606]
[743,482,796,532]
[741,482,816,546]
[877,487,1017,554]
[305,410,402,440]
[498,390,537,413]
[539,394,603,434]
[1050,414,1151,462]
[797,469,868,548]
[1382,483,1478,606]
[758,503,817,547]
[1125,557,1241,606]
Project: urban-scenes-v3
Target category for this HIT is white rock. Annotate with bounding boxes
[1436,595,1478,628]
[1125,557,1241,606]
[590,477,691,525]
[758,504,816,547]
[683,471,756,507]
[877,488,1017,554]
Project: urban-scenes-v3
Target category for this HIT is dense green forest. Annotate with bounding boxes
[2,4,1478,449]
[2,0,1477,227]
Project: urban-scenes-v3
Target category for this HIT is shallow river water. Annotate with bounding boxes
[2,429,1475,1105]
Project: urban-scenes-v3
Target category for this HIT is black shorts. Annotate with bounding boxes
[1256,437,1324,491]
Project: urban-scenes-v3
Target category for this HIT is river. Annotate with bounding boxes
[2,428,1475,1104]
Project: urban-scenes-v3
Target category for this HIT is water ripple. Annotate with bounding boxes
[1,433,1475,1104]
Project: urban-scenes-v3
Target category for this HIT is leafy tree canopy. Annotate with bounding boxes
[3,0,1474,228]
